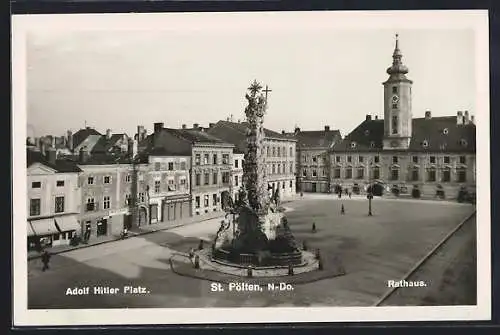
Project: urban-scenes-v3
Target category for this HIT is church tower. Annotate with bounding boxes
[382,34,413,150]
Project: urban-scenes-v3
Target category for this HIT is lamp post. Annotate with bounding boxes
[368,160,373,216]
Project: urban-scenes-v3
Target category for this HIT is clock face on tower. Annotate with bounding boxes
[392,95,400,103]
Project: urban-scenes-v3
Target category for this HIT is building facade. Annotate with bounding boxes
[330,35,476,199]
[27,149,81,249]
[231,152,245,202]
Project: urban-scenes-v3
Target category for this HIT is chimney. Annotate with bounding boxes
[294,127,300,134]
[425,110,432,119]
[457,111,464,125]
[39,138,46,155]
[154,122,164,133]
[46,148,57,165]
[209,123,215,128]
[128,139,138,159]
[193,123,199,129]
[182,124,187,129]
[281,130,285,135]
[51,136,56,148]
[365,115,372,121]
[324,125,330,131]
[79,147,89,163]
[137,125,145,141]
[375,115,379,120]
[470,115,475,124]
[106,129,112,139]
[464,110,470,124]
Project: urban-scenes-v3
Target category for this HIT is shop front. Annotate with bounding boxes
[162,195,191,223]
[27,216,78,250]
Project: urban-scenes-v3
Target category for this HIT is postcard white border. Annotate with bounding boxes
[12,10,491,326]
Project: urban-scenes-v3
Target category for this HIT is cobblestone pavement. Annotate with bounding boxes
[27,197,476,308]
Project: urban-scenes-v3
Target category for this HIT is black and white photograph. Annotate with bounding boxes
[12,10,490,326]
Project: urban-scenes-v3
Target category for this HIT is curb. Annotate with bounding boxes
[373,209,477,306]
[28,214,225,261]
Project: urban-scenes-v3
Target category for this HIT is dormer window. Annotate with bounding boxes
[370,141,375,148]
[422,140,429,148]
[364,130,370,136]
[351,142,357,149]
[443,128,449,135]
[460,139,468,147]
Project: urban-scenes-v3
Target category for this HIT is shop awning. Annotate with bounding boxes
[30,218,59,236]
[55,216,80,232]
[27,221,36,237]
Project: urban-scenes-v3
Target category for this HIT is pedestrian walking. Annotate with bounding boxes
[349,192,352,199]
[41,250,51,272]
[341,204,345,215]
[312,222,316,233]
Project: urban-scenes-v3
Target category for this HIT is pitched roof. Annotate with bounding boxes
[292,129,343,149]
[171,128,233,145]
[90,134,127,154]
[27,150,82,173]
[333,116,476,153]
[61,153,133,166]
[72,127,102,148]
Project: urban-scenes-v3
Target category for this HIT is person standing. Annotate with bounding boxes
[341,204,345,215]
[41,250,51,272]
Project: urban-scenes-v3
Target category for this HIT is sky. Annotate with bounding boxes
[24,12,477,139]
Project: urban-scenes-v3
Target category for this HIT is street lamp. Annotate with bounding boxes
[368,160,373,216]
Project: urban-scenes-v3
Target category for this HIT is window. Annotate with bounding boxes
[444,156,450,164]
[138,193,145,203]
[422,140,429,148]
[195,174,201,186]
[457,168,467,182]
[53,234,59,241]
[126,174,131,182]
[303,156,307,163]
[430,156,436,164]
[267,147,270,156]
[278,164,281,174]
[55,196,65,213]
[322,168,326,177]
[213,194,217,206]
[374,156,380,163]
[373,167,380,179]
[272,147,276,156]
[334,168,341,178]
[103,196,110,209]
[31,181,41,188]
[125,193,131,205]
[168,179,176,191]
[235,159,239,168]
[346,168,353,179]
[412,156,418,163]
[283,147,286,157]
[195,196,200,209]
[154,180,160,193]
[312,156,317,163]
[222,154,230,165]
[290,180,293,188]
[442,169,451,182]
[459,156,466,164]
[181,161,187,170]
[392,156,398,164]
[222,172,230,184]
[289,147,293,156]
[282,183,285,189]
[359,156,364,163]
[427,168,436,182]
[104,176,111,184]
[168,162,174,171]
[392,116,398,134]
[87,177,94,185]
[312,169,317,177]
[234,175,239,186]
[204,173,210,185]
[154,162,161,171]
[180,178,187,188]
[392,86,398,94]
[302,169,307,177]
[412,168,419,181]
[336,156,341,163]
[30,199,41,216]
[272,164,276,174]
[290,164,293,174]
[347,156,352,163]
[357,168,364,179]
[213,172,218,185]
[204,195,209,207]
[391,169,399,181]
[56,180,64,187]
[87,198,95,211]
[195,154,201,165]
[392,103,398,109]
[277,147,281,157]
[202,154,209,165]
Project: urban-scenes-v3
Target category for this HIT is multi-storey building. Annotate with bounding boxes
[285,125,342,193]
[139,122,234,218]
[207,120,297,199]
[27,148,81,249]
[231,152,245,202]
[330,35,476,199]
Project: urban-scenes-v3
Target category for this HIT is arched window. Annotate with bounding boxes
[392,115,398,134]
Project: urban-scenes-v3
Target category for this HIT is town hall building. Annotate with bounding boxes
[330,35,476,199]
